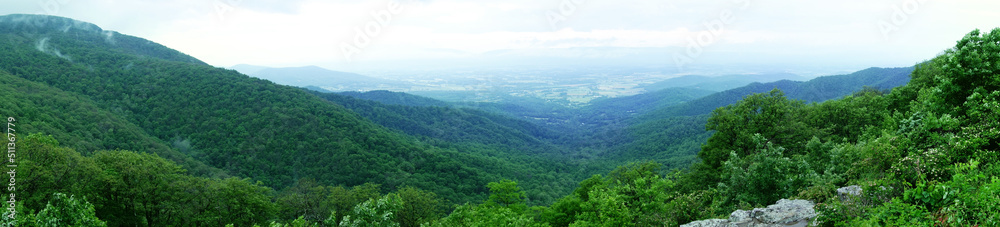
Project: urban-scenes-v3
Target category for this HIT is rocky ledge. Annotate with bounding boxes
[680,199,817,227]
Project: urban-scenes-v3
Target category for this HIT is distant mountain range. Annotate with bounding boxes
[641,73,807,92]
[230,64,411,91]
[641,67,915,118]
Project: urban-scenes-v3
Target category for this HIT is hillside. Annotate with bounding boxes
[644,67,914,118]
[338,90,451,107]
[0,70,223,177]
[0,14,566,206]
[611,66,914,169]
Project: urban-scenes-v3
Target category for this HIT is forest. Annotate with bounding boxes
[1,14,999,226]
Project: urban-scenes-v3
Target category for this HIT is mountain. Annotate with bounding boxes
[585,87,716,117]
[641,73,806,92]
[644,67,914,118]
[0,70,224,177]
[315,90,563,152]
[0,14,559,205]
[235,65,412,91]
[229,64,270,75]
[612,66,915,169]
[310,90,583,201]
[338,90,451,107]
[0,14,205,65]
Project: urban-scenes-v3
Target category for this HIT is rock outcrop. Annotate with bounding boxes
[680,199,817,227]
[836,185,863,204]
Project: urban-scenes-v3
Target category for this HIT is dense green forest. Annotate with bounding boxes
[2,13,999,226]
[0,13,583,220]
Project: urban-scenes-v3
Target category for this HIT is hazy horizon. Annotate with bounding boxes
[2,0,996,76]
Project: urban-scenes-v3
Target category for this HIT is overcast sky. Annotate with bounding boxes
[2,0,999,73]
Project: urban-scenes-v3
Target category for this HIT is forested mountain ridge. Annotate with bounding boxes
[613,66,914,175]
[315,90,564,154]
[640,72,805,92]
[644,66,914,118]
[0,14,205,65]
[0,69,225,177]
[338,90,451,107]
[0,14,582,212]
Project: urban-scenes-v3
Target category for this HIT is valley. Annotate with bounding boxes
[1,11,998,227]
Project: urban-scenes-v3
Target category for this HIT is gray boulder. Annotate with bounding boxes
[836,185,863,203]
[680,199,816,227]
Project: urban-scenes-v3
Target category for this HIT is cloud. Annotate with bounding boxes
[0,0,997,70]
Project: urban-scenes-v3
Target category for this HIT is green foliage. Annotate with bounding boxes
[0,16,508,205]
[485,180,528,212]
[16,134,276,226]
[395,187,445,227]
[936,28,1000,115]
[649,67,913,118]
[338,90,451,107]
[702,89,809,169]
[621,115,712,170]
[277,178,334,222]
[0,71,221,177]
[316,91,581,205]
[423,203,548,227]
[854,199,934,226]
[32,193,107,227]
[325,183,383,225]
[539,162,684,227]
[720,134,816,207]
[339,193,404,227]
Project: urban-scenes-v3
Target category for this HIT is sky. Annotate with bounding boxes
[2,0,999,75]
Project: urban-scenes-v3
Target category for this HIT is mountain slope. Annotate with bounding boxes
[0,14,518,203]
[338,90,451,107]
[312,91,582,203]
[645,67,914,118]
[0,14,205,65]
[0,70,223,177]
[314,90,564,154]
[613,66,914,170]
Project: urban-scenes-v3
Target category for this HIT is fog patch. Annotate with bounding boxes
[104,30,116,44]
[35,37,73,62]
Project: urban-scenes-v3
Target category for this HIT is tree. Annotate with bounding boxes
[423,203,549,227]
[395,187,444,227]
[486,180,527,213]
[93,150,184,226]
[326,183,382,225]
[277,178,332,222]
[338,193,403,227]
[937,28,1000,115]
[573,161,675,227]
[719,134,815,207]
[701,89,806,170]
[33,193,107,227]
